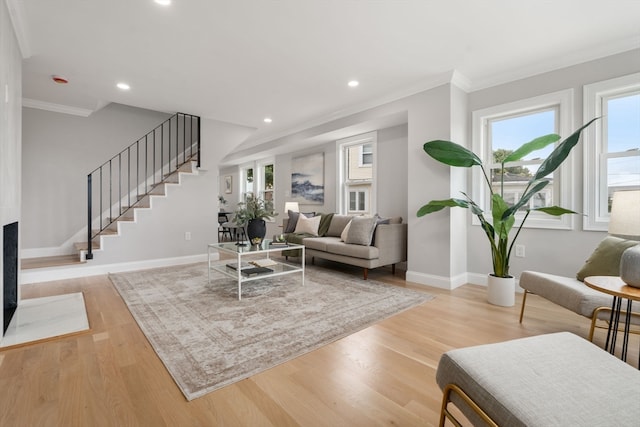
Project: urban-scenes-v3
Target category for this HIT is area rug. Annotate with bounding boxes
[108,262,433,400]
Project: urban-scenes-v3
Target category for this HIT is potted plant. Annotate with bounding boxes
[218,195,227,211]
[417,118,597,306]
[234,193,278,245]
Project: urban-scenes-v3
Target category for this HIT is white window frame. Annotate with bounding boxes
[256,158,275,222]
[472,89,574,230]
[239,158,276,222]
[337,131,377,215]
[583,73,640,231]
[358,144,373,167]
[239,163,254,201]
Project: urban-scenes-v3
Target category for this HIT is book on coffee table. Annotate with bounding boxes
[241,267,273,277]
[226,262,250,270]
[250,258,278,267]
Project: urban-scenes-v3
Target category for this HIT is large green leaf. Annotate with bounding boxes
[531,206,578,216]
[502,179,550,219]
[492,194,514,238]
[423,140,482,168]
[534,118,598,180]
[417,198,469,216]
[503,134,560,163]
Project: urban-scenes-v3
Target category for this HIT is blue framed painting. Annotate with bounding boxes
[291,152,324,204]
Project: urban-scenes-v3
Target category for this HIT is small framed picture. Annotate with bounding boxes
[224,175,232,194]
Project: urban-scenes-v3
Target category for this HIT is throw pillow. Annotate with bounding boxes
[370,216,390,246]
[576,236,637,281]
[284,211,315,233]
[318,213,334,237]
[283,210,301,233]
[345,215,378,246]
[294,214,321,236]
[340,220,352,242]
[327,215,354,237]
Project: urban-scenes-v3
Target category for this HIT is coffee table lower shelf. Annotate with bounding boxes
[207,242,305,301]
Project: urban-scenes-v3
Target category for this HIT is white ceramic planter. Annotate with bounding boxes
[487,274,515,307]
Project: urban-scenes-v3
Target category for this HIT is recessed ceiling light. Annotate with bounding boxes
[51,75,68,84]
[154,0,171,6]
[116,82,130,90]
[348,80,359,88]
[263,117,273,123]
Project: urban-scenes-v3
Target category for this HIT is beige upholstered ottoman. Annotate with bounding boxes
[436,332,640,426]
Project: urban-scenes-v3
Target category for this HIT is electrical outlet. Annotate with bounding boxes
[185,231,191,241]
[515,244,525,258]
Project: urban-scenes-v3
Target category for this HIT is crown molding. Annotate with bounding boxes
[22,98,93,117]
[5,0,31,58]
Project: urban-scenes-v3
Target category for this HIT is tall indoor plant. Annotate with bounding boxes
[234,193,277,245]
[417,119,597,304]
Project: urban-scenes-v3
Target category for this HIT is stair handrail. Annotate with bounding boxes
[86,112,200,260]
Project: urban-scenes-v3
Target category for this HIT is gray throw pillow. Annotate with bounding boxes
[346,216,378,246]
[283,210,300,233]
[327,215,354,237]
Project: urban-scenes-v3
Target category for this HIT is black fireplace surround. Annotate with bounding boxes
[3,221,18,335]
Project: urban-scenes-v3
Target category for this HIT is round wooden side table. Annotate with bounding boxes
[584,276,640,366]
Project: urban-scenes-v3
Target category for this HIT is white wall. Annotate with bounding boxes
[21,104,171,251]
[1,0,23,337]
[466,49,640,280]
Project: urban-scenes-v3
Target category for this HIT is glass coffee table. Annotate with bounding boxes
[207,240,305,300]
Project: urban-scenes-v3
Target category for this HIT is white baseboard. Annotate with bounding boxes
[405,270,468,290]
[407,270,524,292]
[20,253,216,285]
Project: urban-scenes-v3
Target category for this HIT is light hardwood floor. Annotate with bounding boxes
[1,260,637,426]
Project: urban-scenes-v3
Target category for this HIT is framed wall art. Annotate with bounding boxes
[291,152,324,204]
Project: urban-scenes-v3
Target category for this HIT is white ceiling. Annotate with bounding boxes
[14,0,640,149]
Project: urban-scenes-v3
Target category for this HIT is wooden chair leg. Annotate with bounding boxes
[519,289,529,323]
[363,268,368,280]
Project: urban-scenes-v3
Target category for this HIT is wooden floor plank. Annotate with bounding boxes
[0,265,637,426]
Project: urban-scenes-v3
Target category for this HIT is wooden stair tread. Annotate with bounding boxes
[75,241,100,251]
[21,255,84,270]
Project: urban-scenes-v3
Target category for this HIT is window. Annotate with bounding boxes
[472,89,574,229]
[257,161,274,205]
[240,159,276,220]
[240,165,254,201]
[338,132,377,215]
[584,74,640,231]
[359,144,373,167]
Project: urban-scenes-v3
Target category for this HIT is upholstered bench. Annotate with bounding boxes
[436,332,640,426]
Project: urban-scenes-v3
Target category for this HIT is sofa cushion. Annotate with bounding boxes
[576,236,637,281]
[327,215,354,237]
[325,241,379,260]
[294,214,321,236]
[340,220,352,241]
[345,215,378,246]
[302,236,340,251]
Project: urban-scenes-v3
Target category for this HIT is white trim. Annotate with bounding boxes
[405,270,468,290]
[337,131,377,215]
[583,72,640,232]
[5,0,31,58]
[20,253,213,285]
[471,89,575,230]
[22,98,93,117]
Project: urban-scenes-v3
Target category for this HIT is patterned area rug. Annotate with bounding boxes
[109,262,434,400]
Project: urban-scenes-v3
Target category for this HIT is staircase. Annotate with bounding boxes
[21,112,200,269]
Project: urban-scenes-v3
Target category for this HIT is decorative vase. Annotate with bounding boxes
[487,274,515,307]
[246,219,266,245]
[620,244,640,288]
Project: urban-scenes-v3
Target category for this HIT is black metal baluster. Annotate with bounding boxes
[87,173,93,260]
